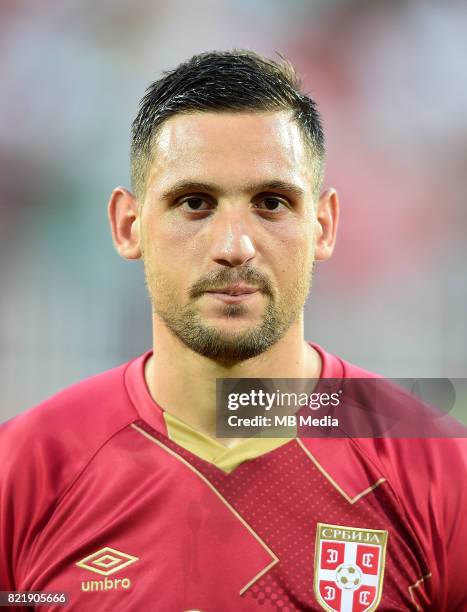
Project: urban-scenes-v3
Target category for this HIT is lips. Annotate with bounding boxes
[203,284,261,304]
[206,284,259,296]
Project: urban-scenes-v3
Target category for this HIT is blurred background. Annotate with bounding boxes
[1,0,466,420]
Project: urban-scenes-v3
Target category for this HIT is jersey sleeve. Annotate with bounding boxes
[370,435,467,610]
[0,413,69,592]
[433,438,467,610]
[0,419,17,591]
[0,363,136,595]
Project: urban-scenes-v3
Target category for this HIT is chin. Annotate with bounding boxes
[207,320,260,334]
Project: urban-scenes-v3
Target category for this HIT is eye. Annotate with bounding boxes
[180,196,214,212]
[254,196,289,212]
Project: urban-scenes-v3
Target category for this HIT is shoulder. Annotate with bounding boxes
[308,343,467,508]
[361,435,467,503]
[1,360,137,451]
[311,342,382,379]
[0,358,139,503]
[0,357,142,589]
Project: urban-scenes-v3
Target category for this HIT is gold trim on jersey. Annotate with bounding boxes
[163,410,291,473]
[296,439,386,504]
[408,572,432,611]
[131,423,279,594]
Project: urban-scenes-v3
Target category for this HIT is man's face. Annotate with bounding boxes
[140,111,320,362]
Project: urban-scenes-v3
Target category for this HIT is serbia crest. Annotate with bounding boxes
[314,523,388,612]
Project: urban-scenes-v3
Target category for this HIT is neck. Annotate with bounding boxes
[145,314,322,446]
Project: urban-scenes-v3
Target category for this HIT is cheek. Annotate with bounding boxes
[142,215,204,297]
[266,222,314,277]
[143,213,195,262]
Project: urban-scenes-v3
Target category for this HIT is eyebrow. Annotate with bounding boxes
[159,179,306,201]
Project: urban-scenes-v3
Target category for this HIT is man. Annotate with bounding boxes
[0,50,466,611]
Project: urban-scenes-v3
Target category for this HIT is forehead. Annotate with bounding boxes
[146,111,313,193]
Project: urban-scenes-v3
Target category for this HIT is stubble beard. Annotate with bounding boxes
[144,263,313,363]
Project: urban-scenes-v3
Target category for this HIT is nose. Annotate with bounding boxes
[208,207,256,267]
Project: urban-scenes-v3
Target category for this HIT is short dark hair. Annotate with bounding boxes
[131,49,325,200]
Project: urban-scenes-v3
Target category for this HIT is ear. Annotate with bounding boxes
[107,186,142,260]
[313,188,339,262]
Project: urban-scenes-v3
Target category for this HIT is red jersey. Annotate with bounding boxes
[1,344,466,611]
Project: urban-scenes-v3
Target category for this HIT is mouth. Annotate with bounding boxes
[204,284,261,304]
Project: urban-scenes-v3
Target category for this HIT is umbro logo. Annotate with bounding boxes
[76,547,138,576]
[76,547,138,592]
